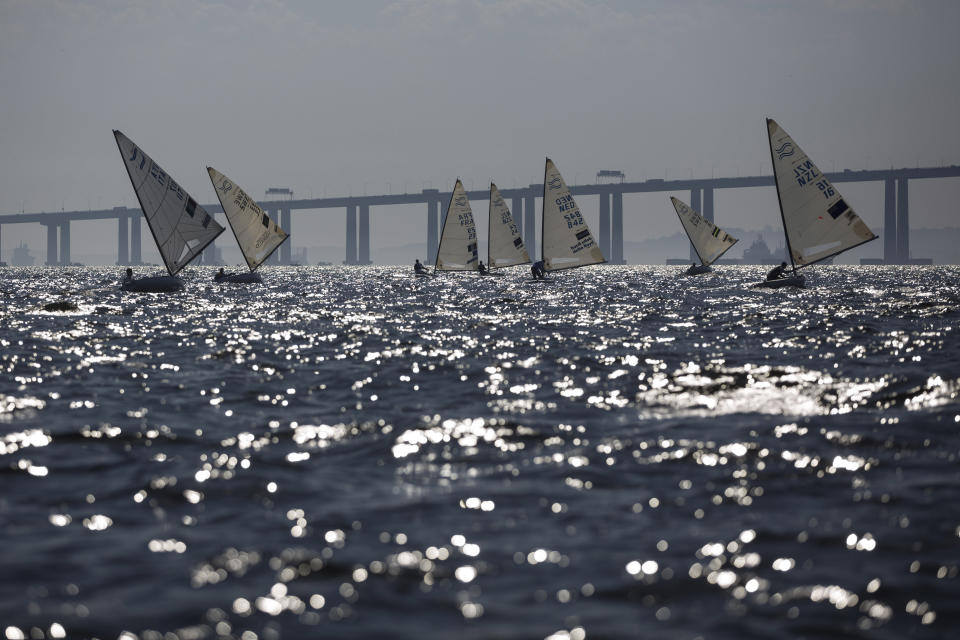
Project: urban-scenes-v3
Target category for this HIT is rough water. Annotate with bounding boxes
[1,265,958,640]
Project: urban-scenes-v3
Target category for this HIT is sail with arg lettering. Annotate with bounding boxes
[113,130,224,276]
[767,118,877,269]
[670,196,738,266]
[435,179,479,271]
[541,158,605,271]
[207,167,288,272]
[487,183,530,269]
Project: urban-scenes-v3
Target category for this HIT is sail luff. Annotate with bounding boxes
[670,197,738,266]
[434,179,479,271]
[113,130,224,277]
[487,184,493,268]
[541,158,606,271]
[487,182,530,269]
[206,167,289,272]
[114,131,176,276]
[766,118,877,270]
[766,118,797,273]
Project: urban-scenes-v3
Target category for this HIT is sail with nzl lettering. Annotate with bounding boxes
[113,130,224,276]
[487,183,530,269]
[207,167,288,272]
[435,179,479,271]
[670,196,738,266]
[541,158,605,271]
[767,118,877,268]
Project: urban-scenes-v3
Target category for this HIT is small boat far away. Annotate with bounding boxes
[757,118,878,289]
[538,158,605,279]
[487,183,530,275]
[434,179,479,274]
[670,196,738,276]
[207,167,289,284]
[114,130,224,293]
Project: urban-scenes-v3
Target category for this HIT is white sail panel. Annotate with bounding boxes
[207,167,288,271]
[670,197,738,266]
[435,180,479,271]
[541,158,605,271]
[767,119,877,267]
[113,130,224,276]
[487,183,530,268]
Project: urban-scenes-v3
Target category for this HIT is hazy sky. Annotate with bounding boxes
[1,0,958,263]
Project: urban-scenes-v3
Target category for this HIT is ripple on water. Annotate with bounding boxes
[0,265,958,638]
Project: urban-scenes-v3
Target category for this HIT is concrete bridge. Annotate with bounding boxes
[1,165,958,266]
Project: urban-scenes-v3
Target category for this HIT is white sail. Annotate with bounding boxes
[767,118,877,268]
[487,183,530,269]
[435,179,479,271]
[113,130,224,276]
[541,158,605,271]
[207,167,288,272]
[670,197,738,266]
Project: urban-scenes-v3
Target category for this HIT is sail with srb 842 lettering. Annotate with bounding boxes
[113,130,224,276]
[767,118,877,268]
[541,158,605,271]
[207,167,288,272]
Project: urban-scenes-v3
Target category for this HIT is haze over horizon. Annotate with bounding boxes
[2,0,959,264]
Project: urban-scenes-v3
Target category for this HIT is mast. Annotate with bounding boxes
[434,179,459,271]
[487,182,493,269]
[540,158,548,264]
[765,118,797,274]
[113,130,222,277]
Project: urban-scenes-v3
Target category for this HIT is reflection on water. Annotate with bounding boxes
[0,265,958,639]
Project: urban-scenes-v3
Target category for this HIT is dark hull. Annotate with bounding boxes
[121,276,184,293]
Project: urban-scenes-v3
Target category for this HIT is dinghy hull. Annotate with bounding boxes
[753,275,805,289]
[121,276,185,293]
[684,264,713,276]
[215,271,262,284]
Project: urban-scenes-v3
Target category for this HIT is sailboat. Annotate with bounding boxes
[113,130,224,292]
[486,182,530,274]
[538,158,605,277]
[758,118,878,288]
[206,167,289,283]
[670,196,738,275]
[434,179,479,273]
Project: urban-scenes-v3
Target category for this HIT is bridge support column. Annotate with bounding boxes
[598,191,611,260]
[512,196,523,238]
[131,215,141,264]
[45,224,57,265]
[118,216,129,265]
[60,221,70,265]
[358,204,370,264]
[896,178,909,262]
[688,188,702,262]
[426,199,438,264]
[280,207,291,264]
[884,179,896,262]
[612,191,624,264]
[345,205,357,264]
[203,213,218,265]
[525,189,536,260]
[703,188,714,223]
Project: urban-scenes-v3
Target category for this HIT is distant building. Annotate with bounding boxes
[741,235,793,264]
[12,242,36,266]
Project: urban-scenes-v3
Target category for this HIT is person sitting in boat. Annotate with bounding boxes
[414,259,428,275]
[531,260,545,280]
[478,261,487,275]
[766,261,788,281]
[214,267,227,281]
[123,267,133,283]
